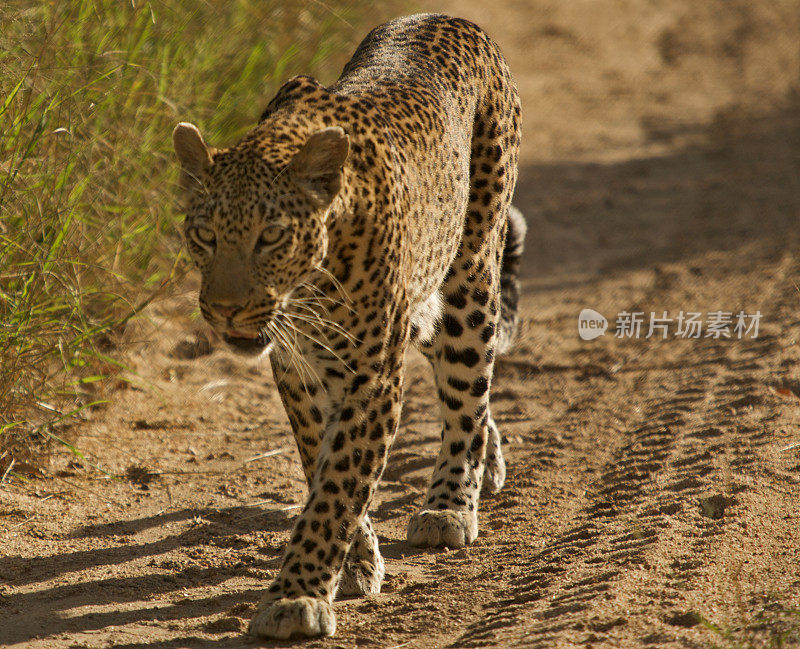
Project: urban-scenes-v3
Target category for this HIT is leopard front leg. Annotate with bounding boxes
[408,241,505,548]
[266,355,384,599]
[249,344,405,639]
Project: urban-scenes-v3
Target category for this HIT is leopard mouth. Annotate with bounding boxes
[222,329,271,354]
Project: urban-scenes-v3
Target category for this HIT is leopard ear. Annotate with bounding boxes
[172,122,214,202]
[289,127,349,206]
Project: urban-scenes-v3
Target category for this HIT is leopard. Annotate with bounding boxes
[172,13,524,639]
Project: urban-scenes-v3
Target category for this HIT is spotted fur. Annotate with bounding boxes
[172,14,523,639]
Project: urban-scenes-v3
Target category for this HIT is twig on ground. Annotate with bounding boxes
[243,446,293,463]
[1,459,16,484]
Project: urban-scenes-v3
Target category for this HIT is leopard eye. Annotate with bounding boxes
[256,225,287,251]
[190,225,216,248]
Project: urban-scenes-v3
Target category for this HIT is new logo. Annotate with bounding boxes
[578,308,608,341]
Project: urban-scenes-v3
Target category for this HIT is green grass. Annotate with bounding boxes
[0,0,388,475]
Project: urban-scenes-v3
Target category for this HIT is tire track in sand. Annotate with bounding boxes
[451,253,799,648]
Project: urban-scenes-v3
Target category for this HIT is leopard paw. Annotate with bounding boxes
[248,596,335,639]
[337,515,384,597]
[337,553,385,596]
[407,509,478,548]
[482,452,506,494]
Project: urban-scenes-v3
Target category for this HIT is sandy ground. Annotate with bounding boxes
[2,1,800,647]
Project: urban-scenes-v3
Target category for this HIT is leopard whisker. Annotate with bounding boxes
[266,322,294,382]
[288,313,356,346]
[277,312,355,373]
[267,163,291,190]
[313,266,354,309]
[269,319,322,394]
[274,316,319,376]
[296,281,351,313]
[282,302,359,344]
[282,311,353,348]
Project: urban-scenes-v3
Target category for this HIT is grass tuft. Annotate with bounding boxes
[0,0,381,477]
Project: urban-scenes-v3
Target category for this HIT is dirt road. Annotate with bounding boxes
[2,1,799,647]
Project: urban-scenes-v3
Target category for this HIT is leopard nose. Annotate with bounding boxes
[213,304,241,319]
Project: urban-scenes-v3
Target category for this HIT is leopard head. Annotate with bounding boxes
[172,121,349,356]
